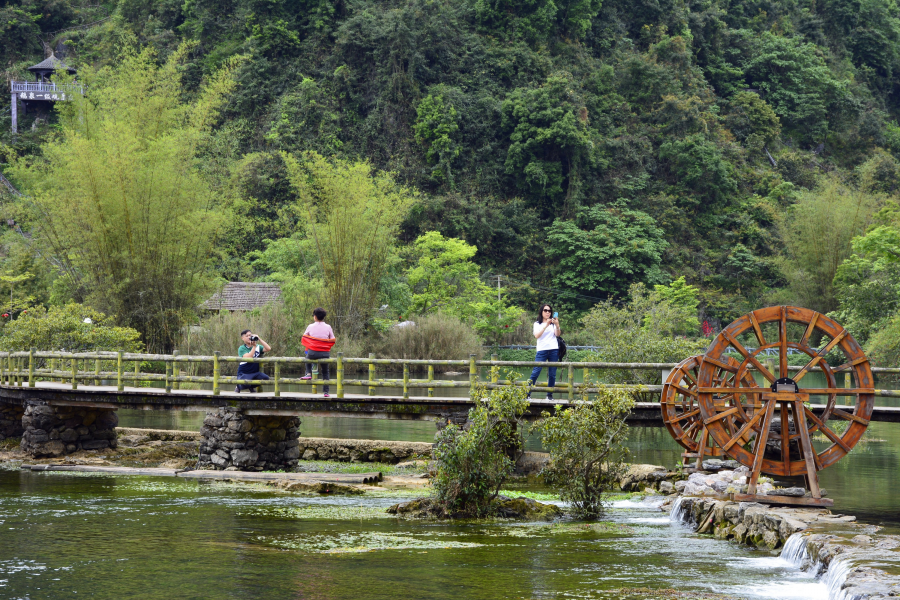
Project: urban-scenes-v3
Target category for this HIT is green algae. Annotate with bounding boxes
[258,531,484,553]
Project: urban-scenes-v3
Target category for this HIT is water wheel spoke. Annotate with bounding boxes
[682,368,698,386]
[722,406,768,451]
[832,408,870,425]
[779,307,788,379]
[704,405,740,424]
[803,406,851,452]
[780,402,790,473]
[668,408,701,423]
[799,312,819,347]
[672,384,697,397]
[795,330,848,382]
[723,331,776,382]
[749,312,766,346]
[701,356,738,373]
[677,420,702,443]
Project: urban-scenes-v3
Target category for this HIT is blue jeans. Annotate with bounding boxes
[237,370,270,391]
[529,349,559,395]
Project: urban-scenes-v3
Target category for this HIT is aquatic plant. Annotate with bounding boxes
[533,387,633,519]
[431,380,529,518]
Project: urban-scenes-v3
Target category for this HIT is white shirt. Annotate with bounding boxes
[534,321,559,352]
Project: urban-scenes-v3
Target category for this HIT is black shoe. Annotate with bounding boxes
[250,387,259,393]
[546,394,553,400]
[234,386,241,393]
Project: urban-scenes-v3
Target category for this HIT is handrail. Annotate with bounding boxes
[0,350,894,401]
[11,81,83,94]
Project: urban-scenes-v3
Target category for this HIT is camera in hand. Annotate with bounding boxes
[250,335,259,342]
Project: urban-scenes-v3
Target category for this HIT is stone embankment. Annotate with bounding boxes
[294,437,433,464]
[666,461,900,599]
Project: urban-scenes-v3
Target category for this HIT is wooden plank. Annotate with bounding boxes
[703,405,740,424]
[780,306,788,380]
[799,312,819,347]
[781,398,791,476]
[732,493,833,507]
[748,399,776,494]
[722,404,768,451]
[793,399,821,498]
[831,408,869,425]
[723,331,776,382]
[749,312,766,346]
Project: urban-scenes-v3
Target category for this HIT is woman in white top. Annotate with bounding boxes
[528,304,561,399]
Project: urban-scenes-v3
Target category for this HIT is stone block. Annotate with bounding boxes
[30,440,65,457]
[302,449,317,460]
[81,439,110,450]
[231,449,259,467]
[284,446,301,460]
[60,428,78,442]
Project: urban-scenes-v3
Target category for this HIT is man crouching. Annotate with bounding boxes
[236,329,271,393]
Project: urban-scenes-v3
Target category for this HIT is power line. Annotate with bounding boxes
[481,273,609,303]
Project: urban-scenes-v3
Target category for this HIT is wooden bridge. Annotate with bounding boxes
[1,350,899,424]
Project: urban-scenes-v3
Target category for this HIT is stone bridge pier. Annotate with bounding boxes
[0,400,24,441]
[21,400,118,457]
[198,408,301,471]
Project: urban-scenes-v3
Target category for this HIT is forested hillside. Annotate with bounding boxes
[3,0,900,359]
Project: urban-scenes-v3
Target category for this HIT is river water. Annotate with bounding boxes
[2,371,897,598]
[0,469,828,599]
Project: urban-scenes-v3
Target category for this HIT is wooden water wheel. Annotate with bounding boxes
[661,355,756,469]
[695,306,874,507]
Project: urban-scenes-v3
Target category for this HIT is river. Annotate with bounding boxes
[2,370,897,598]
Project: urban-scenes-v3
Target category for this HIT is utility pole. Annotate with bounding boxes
[495,275,504,319]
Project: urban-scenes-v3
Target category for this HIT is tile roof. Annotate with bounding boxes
[28,54,76,73]
[203,282,282,311]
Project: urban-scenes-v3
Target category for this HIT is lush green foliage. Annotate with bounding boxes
[534,388,634,518]
[367,313,484,371]
[432,381,529,517]
[580,284,706,399]
[0,303,142,353]
[6,0,900,358]
[9,46,239,352]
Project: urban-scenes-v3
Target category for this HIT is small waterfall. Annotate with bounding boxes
[669,497,692,525]
[780,533,810,567]
[780,532,859,600]
[821,556,856,600]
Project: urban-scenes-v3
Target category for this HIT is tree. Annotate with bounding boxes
[282,151,416,337]
[777,178,881,314]
[649,276,700,336]
[432,382,529,517]
[744,33,854,142]
[534,388,633,518]
[11,45,240,351]
[413,93,460,186]
[723,91,782,152]
[0,303,142,353]
[546,204,668,304]
[580,283,706,400]
[501,72,594,214]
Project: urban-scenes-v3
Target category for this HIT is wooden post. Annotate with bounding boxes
[469,354,476,400]
[117,351,124,392]
[427,364,434,398]
[368,353,375,396]
[213,351,220,395]
[0,353,5,385]
[134,357,140,386]
[401,362,408,399]
[568,364,574,400]
[71,357,78,390]
[50,356,57,384]
[491,353,498,385]
[17,357,22,386]
[583,367,590,393]
[165,359,172,393]
[28,348,34,387]
[274,360,280,397]
[337,352,344,399]
[845,371,851,388]
[7,354,12,386]
[94,357,101,386]
[172,350,180,390]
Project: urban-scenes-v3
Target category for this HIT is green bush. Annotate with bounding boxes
[533,387,633,519]
[431,381,529,518]
[0,303,142,354]
[367,313,483,372]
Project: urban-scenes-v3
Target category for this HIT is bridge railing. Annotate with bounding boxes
[0,350,897,400]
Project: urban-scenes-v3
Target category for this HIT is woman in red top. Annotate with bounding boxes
[301,307,336,396]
